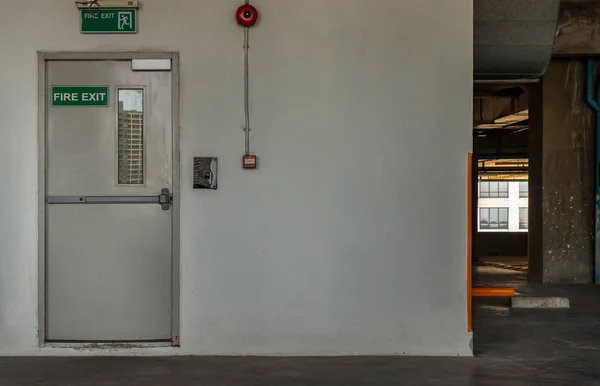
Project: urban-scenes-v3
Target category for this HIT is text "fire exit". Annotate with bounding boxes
[51,86,110,107]
[80,9,137,34]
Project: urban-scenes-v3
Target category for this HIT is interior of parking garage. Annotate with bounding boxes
[473,0,597,286]
[473,58,599,286]
[473,85,530,276]
[469,1,600,379]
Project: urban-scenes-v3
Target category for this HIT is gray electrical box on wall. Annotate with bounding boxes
[193,157,218,190]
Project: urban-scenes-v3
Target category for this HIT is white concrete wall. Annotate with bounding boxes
[0,0,473,355]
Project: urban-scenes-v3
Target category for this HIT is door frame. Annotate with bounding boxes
[37,51,181,346]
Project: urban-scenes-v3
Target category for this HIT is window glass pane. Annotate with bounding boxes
[519,181,529,198]
[489,181,498,198]
[480,208,510,230]
[480,208,490,229]
[117,89,144,185]
[480,182,489,198]
[489,208,499,229]
[499,208,509,229]
[499,182,508,198]
[519,207,528,229]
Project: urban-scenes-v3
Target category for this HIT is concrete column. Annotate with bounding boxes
[529,60,595,283]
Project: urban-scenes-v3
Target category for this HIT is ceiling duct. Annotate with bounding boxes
[474,0,561,83]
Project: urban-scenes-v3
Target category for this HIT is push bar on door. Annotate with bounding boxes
[47,188,172,210]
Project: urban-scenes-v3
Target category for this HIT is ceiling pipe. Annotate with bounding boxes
[474,0,560,83]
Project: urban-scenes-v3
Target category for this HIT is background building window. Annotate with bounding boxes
[519,181,528,198]
[480,208,509,230]
[479,181,509,198]
[117,89,144,185]
[519,208,528,229]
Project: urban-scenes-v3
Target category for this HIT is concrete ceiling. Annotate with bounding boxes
[554,0,600,55]
[475,0,600,78]
[473,85,528,129]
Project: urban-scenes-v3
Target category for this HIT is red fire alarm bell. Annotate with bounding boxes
[236,4,258,27]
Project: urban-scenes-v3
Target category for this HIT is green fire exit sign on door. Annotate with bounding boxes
[80,9,137,34]
[51,86,109,107]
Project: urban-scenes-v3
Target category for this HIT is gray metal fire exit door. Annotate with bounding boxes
[45,60,173,342]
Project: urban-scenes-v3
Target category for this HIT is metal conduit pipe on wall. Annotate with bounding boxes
[585,58,600,284]
[474,0,561,83]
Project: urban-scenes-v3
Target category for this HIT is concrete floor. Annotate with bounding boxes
[2,266,600,385]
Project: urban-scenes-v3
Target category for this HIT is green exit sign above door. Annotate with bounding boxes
[80,9,137,34]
